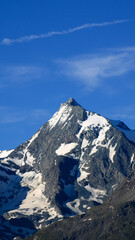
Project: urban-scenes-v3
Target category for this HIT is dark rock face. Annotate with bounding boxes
[0,98,135,239]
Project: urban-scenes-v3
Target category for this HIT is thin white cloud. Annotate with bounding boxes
[0,65,47,84]
[0,107,25,124]
[0,106,49,124]
[1,19,130,45]
[110,113,135,120]
[57,47,135,89]
[6,65,42,81]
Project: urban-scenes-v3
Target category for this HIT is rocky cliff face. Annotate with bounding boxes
[0,98,135,239]
[27,170,135,240]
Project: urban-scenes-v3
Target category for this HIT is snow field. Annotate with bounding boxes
[56,142,78,156]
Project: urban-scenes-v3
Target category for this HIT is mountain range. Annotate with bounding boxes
[0,98,135,239]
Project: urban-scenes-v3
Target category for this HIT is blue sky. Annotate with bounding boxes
[0,0,135,150]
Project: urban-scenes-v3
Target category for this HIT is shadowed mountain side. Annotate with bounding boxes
[0,165,36,240]
[26,171,135,240]
[0,165,29,216]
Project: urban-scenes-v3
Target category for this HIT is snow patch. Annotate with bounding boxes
[20,171,42,188]
[1,153,24,168]
[89,133,111,156]
[80,151,85,161]
[77,112,110,139]
[48,104,72,130]
[75,112,111,157]
[85,185,106,197]
[56,142,78,156]
[131,153,135,163]
[81,138,89,149]
[109,143,117,163]
[66,199,83,215]
[91,126,110,148]
[25,151,35,166]
[90,146,98,155]
[8,171,62,220]
[77,166,90,182]
[0,149,14,158]
[112,184,117,190]
[85,185,106,203]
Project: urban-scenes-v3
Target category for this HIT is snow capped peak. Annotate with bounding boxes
[48,98,83,131]
[59,98,82,109]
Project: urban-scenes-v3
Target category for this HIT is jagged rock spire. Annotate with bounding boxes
[66,97,81,107]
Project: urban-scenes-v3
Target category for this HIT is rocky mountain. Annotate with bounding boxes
[0,98,135,239]
[27,170,135,240]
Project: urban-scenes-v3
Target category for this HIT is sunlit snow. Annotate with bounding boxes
[8,170,62,221]
[85,185,106,198]
[66,199,83,215]
[77,112,110,139]
[77,165,90,182]
[89,125,111,156]
[56,142,78,156]
[0,149,14,158]
[109,143,117,163]
[48,104,72,130]
[131,153,135,163]
[81,138,89,149]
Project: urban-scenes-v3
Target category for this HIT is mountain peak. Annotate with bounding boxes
[66,97,81,107]
[1,98,135,239]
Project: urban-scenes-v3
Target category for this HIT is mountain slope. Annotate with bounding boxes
[26,170,135,240]
[0,98,135,239]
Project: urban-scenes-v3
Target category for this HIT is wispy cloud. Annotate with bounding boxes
[1,19,130,45]
[0,107,25,124]
[56,47,135,90]
[0,65,47,85]
[0,106,49,124]
[110,113,135,120]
